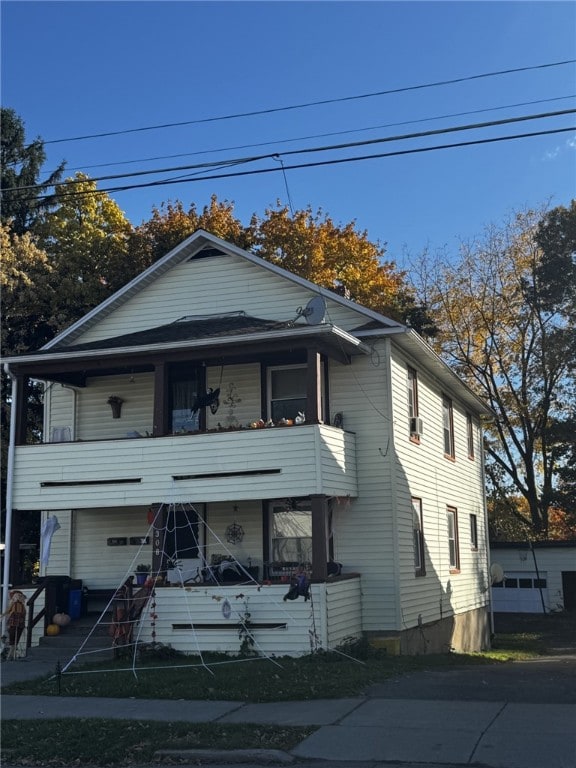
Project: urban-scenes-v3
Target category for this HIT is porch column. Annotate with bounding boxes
[13,375,28,446]
[151,503,167,577]
[306,349,322,424]
[9,509,21,585]
[152,362,169,437]
[310,494,328,581]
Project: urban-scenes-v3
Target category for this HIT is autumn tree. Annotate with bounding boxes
[415,205,576,537]
[132,195,250,266]
[250,204,432,329]
[0,107,65,235]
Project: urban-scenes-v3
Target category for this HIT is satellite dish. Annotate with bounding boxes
[490,563,504,585]
[296,296,326,325]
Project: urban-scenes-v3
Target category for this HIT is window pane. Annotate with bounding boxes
[271,368,306,399]
[271,508,312,564]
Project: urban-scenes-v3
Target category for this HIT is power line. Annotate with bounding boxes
[24,125,576,203]
[61,94,576,174]
[9,108,571,194]
[42,59,576,145]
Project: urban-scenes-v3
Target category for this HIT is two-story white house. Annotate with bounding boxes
[3,230,492,656]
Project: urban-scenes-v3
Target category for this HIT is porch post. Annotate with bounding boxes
[310,494,328,581]
[306,349,322,424]
[13,375,28,446]
[9,510,21,585]
[152,362,169,437]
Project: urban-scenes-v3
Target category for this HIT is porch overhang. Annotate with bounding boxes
[4,322,370,384]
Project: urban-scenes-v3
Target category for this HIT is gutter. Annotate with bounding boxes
[2,364,17,634]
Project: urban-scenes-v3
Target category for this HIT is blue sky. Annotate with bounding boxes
[2,1,575,267]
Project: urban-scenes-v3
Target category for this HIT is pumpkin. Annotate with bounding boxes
[46,624,60,636]
[52,612,71,627]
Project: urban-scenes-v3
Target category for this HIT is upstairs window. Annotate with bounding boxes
[466,413,475,459]
[442,396,455,459]
[170,364,202,434]
[268,365,308,422]
[407,367,422,440]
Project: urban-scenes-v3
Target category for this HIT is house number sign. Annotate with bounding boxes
[107,537,127,546]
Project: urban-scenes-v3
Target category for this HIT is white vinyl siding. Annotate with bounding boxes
[326,347,397,632]
[205,501,263,574]
[72,507,153,589]
[389,346,489,630]
[45,384,75,442]
[206,363,261,429]
[72,253,363,345]
[76,373,154,441]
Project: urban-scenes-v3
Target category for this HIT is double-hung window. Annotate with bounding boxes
[442,396,455,458]
[412,497,425,576]
[270,501,313,565]
[268,365,308,422]
[447,506,460,571]
[466,413,475,459]
[408,367,421,439]
[470,513,478,550]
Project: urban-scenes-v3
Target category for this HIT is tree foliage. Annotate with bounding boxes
[416,204,576,537]
[0,107,65,235]
[35,173,134,330]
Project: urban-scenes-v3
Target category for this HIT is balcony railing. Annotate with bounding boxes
[13,424,357,510]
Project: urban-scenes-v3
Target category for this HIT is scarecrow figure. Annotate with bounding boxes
[2,590,27,660]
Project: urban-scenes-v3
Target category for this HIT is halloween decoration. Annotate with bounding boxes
[3,590,26,659]
[191,388,220,415]
[46,623,61,636]
[52,612,71,627]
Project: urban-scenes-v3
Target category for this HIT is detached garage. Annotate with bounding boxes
[490,541,576,614]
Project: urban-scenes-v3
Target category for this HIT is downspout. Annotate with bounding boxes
[480,418,494,639]
[2,364,18,635]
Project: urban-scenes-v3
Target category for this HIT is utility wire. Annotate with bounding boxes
[10,108,573,194]
[42,59,576,145]
[61,93,576,174]
[23,125,575,203]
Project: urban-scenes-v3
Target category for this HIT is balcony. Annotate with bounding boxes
[12,424,357,511]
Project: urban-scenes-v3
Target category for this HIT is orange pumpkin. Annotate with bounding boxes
[45,624,60,636]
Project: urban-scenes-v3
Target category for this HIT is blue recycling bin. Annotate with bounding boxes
[68,589,82,620]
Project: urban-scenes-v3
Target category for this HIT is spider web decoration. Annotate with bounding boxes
[54,499,352,683]
[225,521,244,544]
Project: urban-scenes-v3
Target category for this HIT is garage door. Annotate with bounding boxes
[491,570,548,613]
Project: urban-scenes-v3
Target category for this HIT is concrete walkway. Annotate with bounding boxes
[2,655,576,768]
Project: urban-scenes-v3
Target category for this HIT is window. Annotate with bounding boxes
[412,497,425,576]
[407,367,420,439]
[442,396,455,458]
[270,501,312,565]
[466,413,475,459]
[470,513,478,550]
[268,365,308,422]
[170,364,202,433]
[447,506,460,571]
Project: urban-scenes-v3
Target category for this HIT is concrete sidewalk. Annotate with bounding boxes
[2,656,576,768]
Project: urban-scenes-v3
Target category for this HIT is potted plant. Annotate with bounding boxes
[107,395,124,419]
[135,563,151,585]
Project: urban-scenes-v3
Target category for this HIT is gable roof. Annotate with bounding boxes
[42,230,401,351]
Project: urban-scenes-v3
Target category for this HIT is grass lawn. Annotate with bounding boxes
[1,719,315,765]
[0,631,555,766]
[2,636,542,702]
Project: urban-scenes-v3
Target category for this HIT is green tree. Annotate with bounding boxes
[0,107,65,235]
[36,173,134,329]
[415,205,576,536]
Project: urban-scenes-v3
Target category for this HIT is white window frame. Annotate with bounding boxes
[447,506,460,571]
[442,395,455,459]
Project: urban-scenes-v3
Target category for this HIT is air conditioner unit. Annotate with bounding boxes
[409,417,424,436]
